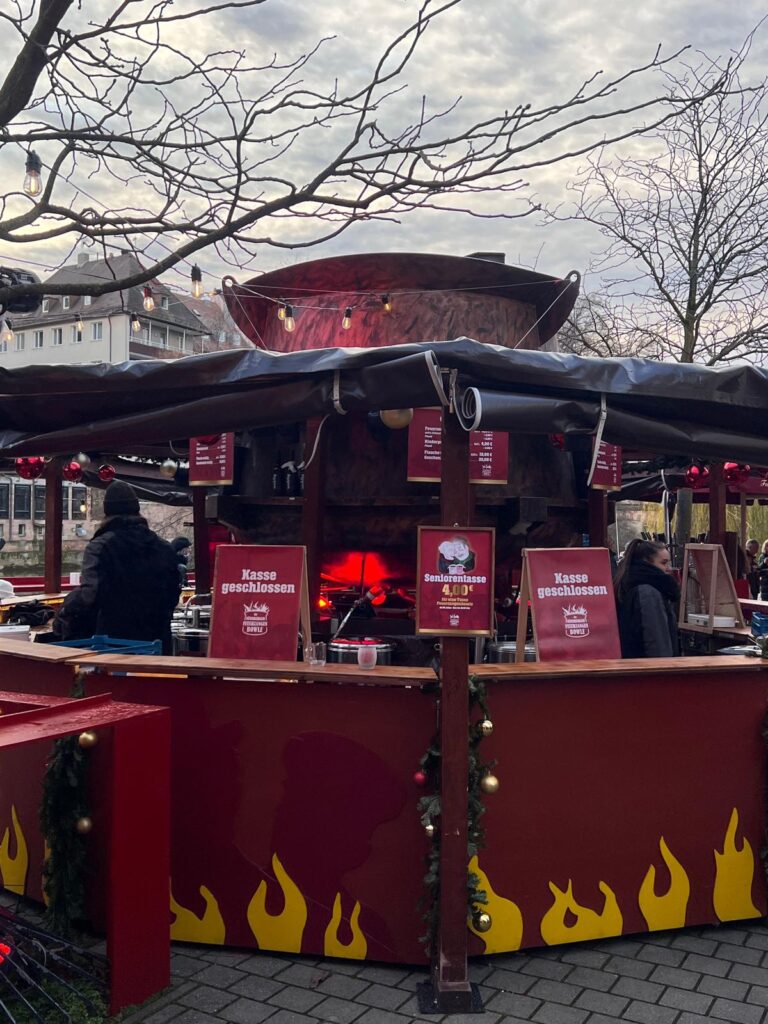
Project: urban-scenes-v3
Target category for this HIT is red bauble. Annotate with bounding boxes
[197,434,221,446]
[62,460,83,483]
[15,458,33,480]
[723,461,741,484]
[684,465,701,488]
[97,464,116,483]
[549,434,566,451]
[413,770,427,787]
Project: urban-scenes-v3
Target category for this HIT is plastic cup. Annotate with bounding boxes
[357,644,377,669]
[308,641,326,666]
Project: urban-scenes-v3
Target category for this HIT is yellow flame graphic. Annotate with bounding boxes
[170,883,226,944]
[0,806,28,896]
[324,893,367,959]
[713,808,760,922]
[639,837,690,930]
[467,855,523,953]
[540,879,623,945]
[247,853,308,953]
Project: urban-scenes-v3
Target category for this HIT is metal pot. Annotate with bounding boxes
[328,637,394,665]
[172,628,209,657]
[486,640,536,663]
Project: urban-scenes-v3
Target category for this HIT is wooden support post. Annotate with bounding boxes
[740,493,748,549]
[301,417,327,620]
[708,463,726,547]
[192,488,211,595]
[422,408,475,1014]
[44,459,63,594]
[588,488,608,547]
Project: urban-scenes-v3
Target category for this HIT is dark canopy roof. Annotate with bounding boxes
[0,339,767,462]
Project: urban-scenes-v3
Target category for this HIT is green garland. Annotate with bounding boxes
[39,671,92,936]
[418,674,496,951]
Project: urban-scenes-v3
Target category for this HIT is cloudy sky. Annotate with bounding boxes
[2,0,766,294]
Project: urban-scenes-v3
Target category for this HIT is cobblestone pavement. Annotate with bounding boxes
[123,920,768,1024]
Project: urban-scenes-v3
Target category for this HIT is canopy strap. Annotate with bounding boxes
[332,370,347,415]
[585,393,608,487]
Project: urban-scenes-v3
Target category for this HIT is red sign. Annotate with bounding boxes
[416,526,495,636]
[209,545,309,660]
[591,441,622,491]
[522,547,620,660]
[406,409,508,484]
[189,433,235,486]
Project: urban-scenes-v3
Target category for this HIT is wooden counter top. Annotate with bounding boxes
[0,637,100,663]
[470,655,767,678]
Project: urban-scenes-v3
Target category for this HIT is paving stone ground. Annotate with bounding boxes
[121,920,768,1024]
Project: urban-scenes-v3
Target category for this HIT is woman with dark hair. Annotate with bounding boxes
[614,539,680,658]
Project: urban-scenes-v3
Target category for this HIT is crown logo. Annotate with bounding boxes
[242,601,270,637]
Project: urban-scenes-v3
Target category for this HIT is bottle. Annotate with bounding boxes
[272,453,283,496]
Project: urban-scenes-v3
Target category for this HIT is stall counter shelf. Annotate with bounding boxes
[0,639,766,964]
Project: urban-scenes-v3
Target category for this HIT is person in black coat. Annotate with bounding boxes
[52,481,181,653]
[614,539,680,658]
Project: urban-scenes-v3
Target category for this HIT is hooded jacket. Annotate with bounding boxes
[53,515,181,652]
[616,562,680,659]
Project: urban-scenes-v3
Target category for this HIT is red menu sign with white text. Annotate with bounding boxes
[189,433,235,486]
[416,526,495,636]
[406,409,508,484]
[521,547,620,661]
[209,544,310,660]
[591,441,622,491]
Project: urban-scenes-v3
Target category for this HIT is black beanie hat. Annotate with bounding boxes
[104,480,139,516]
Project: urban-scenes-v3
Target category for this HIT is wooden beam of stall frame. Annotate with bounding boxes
[44,457,63,594]
[192,487,212,595]
[708,462,726,548]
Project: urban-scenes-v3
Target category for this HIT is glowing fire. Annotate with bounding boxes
[638,837,690,931]
[247,853,308,953]
[170,884,226,944]
[324,893,367,959]
[540,879,623,945]
[713,807,760,922]
[0,806,28,896]
[467,855,523,953]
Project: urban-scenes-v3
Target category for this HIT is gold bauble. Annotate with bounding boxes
[160,458,178,478]
[75,452,91,468]
[379,408,414,430]
[76,816,93,834]
[480,773,499,795]
[78,730,98,749]
[473,911,492,933]
[479,719,494,737]
[424,823,435,838]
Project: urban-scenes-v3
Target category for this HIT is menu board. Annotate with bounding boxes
[209,544,310,660]
[416,526,495,636]
[517,547,620,661]
[406,409,508,484]
[591,441,622,491]
[189,433,235,486]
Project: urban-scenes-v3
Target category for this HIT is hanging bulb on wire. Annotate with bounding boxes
[23,151,43,197]
[381,294,392,313]
[130,313,141,333]
[143,286,155,312]
[277,301,286,322]
[283,304,295,333]
[1,320,13,345]
[191,265,203,299]
[341,306,353,330]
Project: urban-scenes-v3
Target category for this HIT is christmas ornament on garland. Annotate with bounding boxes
[75,816,93,835]
[549,434,566,451]
[74,451,91,468]
[480,773,500,794]
[472,911,492,933]
[723,462,750,485]
[413,770,427,787]
[15,456,44,480]
[97,464,116,483]
[62,460,83,483]
[77,730,98,749]
[424,823,435,838]
[379,408,414,430]
[197,434,221,446]
[479,718,494,737]
[159,458,178,478]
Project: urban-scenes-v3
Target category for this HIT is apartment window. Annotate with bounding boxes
[13,484,31,519]
[91,321,103,341]
[84,295,92,306]
[161,296,169,310]
[0,339,7,354]
[52,328,63,346]
[62,296,70,310]
[71,326,82,344]
[42,299,49,313]
[0,483,9,518]
[0,524,4,538]
[33,484,46,519]
[61,487,70,520]
[72,486,87,520]
[17,523,26,538]
[15,332,25,352]
[34,330,44,349]
[35,525,44,539]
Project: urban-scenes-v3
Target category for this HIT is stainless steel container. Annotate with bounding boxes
[327,637,394,665]
[486,640,536,663]
[172,628,209,657]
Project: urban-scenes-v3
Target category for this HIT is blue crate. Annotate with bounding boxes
[54,635,162,655]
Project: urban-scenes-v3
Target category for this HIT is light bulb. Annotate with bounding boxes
[284,304,295,332]
[143,286,155,312]
[79,502,87,514]
[277,302,286,321]
[23,151,42,197]
[131,314,141,333]
[341,306,353,330]
[1,320,13,344]
[191,265,203,299]
[381,294,392,313]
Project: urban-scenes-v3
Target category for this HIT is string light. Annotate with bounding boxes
[381,294,392,313]
[283,304,295,332]
[1,320,13,344]
[341,306,353,330]
[142,286,155,312]
[23,151,42,197]
[130,313,141,333]
[277,301,286,321]
[191,265,203,299]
